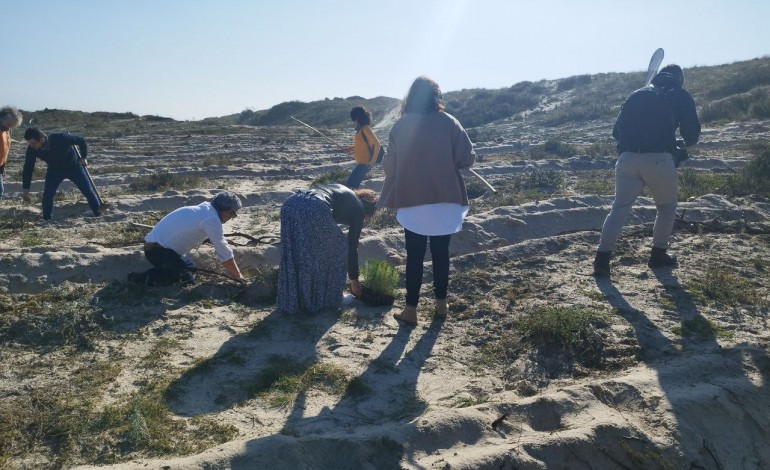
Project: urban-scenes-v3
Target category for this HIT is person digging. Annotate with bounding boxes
[128,191,246,286]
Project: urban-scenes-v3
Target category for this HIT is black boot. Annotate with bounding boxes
[648,247,677,268]
[592,251,612,277]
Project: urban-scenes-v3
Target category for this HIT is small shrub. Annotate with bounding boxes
[202,155,235,167]
[517,306,605,348]
[20,232,45,247]
[574,170,615,195]
[528,139,581,159]
[517,169,564,193]
[738,140,770,197]
[361,259,399,298]
[586,141,617,158]
[677,168,733,200]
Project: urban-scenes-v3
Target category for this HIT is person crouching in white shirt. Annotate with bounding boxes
[128,191,245,286]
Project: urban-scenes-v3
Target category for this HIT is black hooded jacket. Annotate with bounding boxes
[613,70,701,155]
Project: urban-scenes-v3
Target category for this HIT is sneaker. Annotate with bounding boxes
[126,272,146,284]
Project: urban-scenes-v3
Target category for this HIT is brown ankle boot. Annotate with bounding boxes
[393,305,418,326]
[435,298,448,319]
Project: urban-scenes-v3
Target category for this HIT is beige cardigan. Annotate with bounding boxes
[379,111,475,209]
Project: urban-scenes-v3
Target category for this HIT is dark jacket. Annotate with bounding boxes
[306,184,365,280]
[23,132,88,189]
[613,72,701,155]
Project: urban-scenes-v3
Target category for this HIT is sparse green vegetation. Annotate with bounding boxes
[574,170,615,195]
[128,170,202,192]
[672,316,733,340]
[677,141,770,200]
[19,231,45,247]
[517,306,608,353]
[528,139,581,159]
[456,394,489,408]
[76,223,147,247]
[0,282,108,348]
[677,168,733,200]
[690,266,766,307]
[311,169,349,186]
[361,260,399,298]
[246,356,362,408]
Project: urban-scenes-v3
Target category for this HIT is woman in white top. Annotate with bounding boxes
[378,76,476,326]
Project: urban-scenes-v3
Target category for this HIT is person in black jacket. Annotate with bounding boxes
[22,127,102,221]
[593,65,701,276]
[277,184,378,314]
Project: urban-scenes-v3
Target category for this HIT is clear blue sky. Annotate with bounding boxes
[3,0,768,121]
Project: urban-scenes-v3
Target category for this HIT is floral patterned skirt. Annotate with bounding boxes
[276,192,347,314]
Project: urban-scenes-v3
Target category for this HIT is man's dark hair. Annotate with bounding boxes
[350,106,372,126]
[24,127,44,140]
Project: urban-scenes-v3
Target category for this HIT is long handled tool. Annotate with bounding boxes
[644,48,665,86]
[468,168,496,193]
[290,116,346,148]
[72,145,106,208]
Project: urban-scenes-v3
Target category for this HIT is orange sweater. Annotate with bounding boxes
[352,125,381,165]
[0,130,10,169]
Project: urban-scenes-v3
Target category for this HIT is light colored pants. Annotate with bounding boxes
[598,151,677,251]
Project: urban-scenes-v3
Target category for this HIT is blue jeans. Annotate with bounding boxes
[345,164,370,189]
[0,172,4,200]
[43,166,101,220]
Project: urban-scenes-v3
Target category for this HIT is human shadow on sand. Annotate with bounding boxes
[166,304,345,416]
[229,318,444,469]
[90,280,251,334]
[595,269,770,467]
[165,299,444,468]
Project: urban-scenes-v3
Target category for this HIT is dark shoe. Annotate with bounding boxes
[435,298,448,319]
[178,271,196,286]
[592,251,612,277]
[648,247,677,269]
[127,272,147,285]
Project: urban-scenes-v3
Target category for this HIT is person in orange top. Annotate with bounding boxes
[344,106,381,189]
[0,106,23,200]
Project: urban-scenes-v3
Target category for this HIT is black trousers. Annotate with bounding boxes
[141,244,195,286]
[404,228,451,307]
